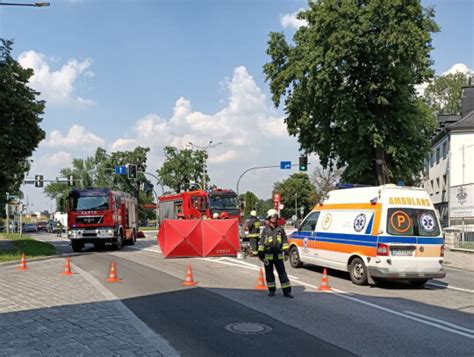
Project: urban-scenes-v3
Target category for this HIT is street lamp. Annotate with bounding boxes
[0,2,50,6]
[188,140,222,190]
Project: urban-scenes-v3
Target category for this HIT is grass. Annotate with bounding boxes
[0,233,57,263]
[139,226,158,231]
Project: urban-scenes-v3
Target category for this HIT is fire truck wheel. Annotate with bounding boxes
[114,232,124,250]
[71,240,83,253]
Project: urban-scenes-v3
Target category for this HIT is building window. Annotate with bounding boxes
[442,141,448,159]
[436,147,440,164]
[436,178,440,194]
[430,180,434,195]
[442,175,447,191]
[430,151,435,167]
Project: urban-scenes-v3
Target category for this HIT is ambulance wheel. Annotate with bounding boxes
[408,279,428,288]
[349,257,367,285]
[71,240,83,253]
[289,246,303,268]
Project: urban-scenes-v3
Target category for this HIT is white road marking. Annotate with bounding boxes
[426,282,474,294]
[404,311,474,334]
[197,257,474,340]
[214,257,300,280]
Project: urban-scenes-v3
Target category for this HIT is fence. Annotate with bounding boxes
[444,226,474,250]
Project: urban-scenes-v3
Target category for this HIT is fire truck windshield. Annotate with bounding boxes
[208,195,238,210]
[69,194,109,211]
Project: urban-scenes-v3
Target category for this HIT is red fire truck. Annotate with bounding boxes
[158,188,240,224]
[67,188,138,252]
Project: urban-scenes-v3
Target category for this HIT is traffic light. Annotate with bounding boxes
[128,164,137,179]
[34,175,44,188]
[299,156,308,171]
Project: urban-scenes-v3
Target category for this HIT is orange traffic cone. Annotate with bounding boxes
[61,257,73,276]
[18,253,28,271]
[182,265,197,286]
[106,261,121,282]
[255,268,267,290]
[319,268,332,291]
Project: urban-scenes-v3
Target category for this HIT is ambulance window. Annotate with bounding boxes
[416,210,440,236]
[387,208,414,236]
[300,212,320,231]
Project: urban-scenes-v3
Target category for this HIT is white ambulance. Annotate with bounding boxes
[288,184,446,286]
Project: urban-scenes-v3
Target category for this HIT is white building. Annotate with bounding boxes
[424,86,474,230]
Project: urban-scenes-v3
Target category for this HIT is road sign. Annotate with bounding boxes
[280,161,291,169]
[114,166,127,175]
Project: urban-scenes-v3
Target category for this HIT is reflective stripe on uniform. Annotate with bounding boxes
[267,282,276,288]
[281,282,291,289]
[258,246,265,252]
[265,254,273,260]
[282,243,289,250]
[277,254,284,260]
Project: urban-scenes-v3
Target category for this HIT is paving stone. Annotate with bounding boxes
[0,260,163,356]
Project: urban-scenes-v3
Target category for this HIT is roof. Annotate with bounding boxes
[449,110,474,131]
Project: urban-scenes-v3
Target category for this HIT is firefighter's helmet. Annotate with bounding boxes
[212,212,219,219]
[219,211,229,219]
[250,210,257,217]
[266,209,278,220]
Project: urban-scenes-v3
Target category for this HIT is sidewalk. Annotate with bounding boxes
[444,249,474,272]
[0,258,175,356]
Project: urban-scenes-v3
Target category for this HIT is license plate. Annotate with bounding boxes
[391,249,413,256]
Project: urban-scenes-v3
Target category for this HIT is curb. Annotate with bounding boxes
[449,247,474,253]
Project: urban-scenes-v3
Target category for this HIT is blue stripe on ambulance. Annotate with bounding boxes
[290,231,443,246]
[365,214,374,235]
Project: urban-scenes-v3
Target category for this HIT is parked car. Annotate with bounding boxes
[23,223,38,233]
[37,221,48,232]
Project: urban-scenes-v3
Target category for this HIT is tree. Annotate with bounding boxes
[264,1,439,186]
[311,166,343,200]
[424,72,471,115]
[238,191,259,217]
[157,146,208,193]
[44,147,153,217]
[273,173,316,219]
[0,39,45,211]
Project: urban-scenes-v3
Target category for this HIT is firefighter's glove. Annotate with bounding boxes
[258,251,264,261]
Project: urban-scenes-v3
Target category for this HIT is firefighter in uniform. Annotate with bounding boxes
[245,210,261,256]
[258,209,293,298]
[56,221,62,237]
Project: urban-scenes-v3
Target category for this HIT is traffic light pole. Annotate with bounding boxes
[236,164,300,197]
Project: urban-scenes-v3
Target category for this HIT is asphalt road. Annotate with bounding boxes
[32,232,474,356]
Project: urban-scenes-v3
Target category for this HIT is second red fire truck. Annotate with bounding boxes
[158,188,240,224]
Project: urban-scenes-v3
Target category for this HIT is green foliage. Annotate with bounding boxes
[157,146,209,193]
[0,39,45,212]
[263,1,439,185]
[424,72,470,115]
[44,147,154,220]
[256,199,273,218]
[239,191,259,216]
[273,173,316,219]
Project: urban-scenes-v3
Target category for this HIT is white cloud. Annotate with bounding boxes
[35,151,73,169]
[111,66,301,196]
[443,63,474,76]
[280,9,307,29]
[46,125,105,150]
[18,50,94,106]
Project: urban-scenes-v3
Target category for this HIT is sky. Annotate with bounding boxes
[0,0,473,212]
